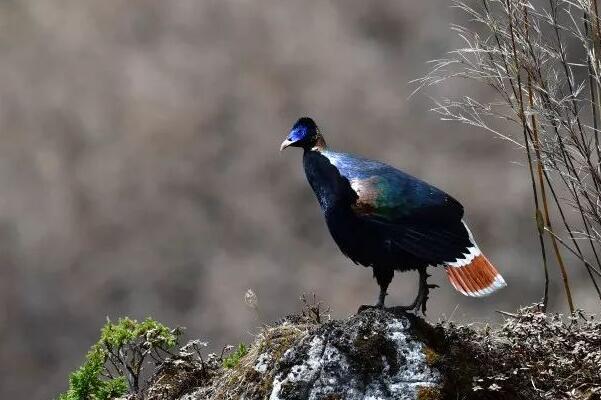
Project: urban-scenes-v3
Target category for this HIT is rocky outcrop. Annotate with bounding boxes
[139,309,444,400]
[266,310,440,400]
[137,305,601,400]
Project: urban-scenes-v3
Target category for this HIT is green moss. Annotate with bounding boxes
[222,343,249,369]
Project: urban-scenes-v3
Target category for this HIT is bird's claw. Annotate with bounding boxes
[358,304,414,316]
[386,305,414,316]
[357,304,384,313]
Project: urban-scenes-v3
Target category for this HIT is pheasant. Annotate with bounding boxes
[280,117,506,314]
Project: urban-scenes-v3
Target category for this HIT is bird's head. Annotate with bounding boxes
[280,117,326,151]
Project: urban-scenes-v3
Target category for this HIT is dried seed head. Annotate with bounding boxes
[245,289,258,308]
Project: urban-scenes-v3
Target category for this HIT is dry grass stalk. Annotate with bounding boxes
[415,0,601,310]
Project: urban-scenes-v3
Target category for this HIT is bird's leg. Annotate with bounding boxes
[387,273,422,312]
[374,267,393,308]
[389,268,438,315]
[357,282,389,313]
[358,268,393,313]
[376,282,388,308]
[415,268,439,315]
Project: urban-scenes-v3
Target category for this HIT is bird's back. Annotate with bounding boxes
[318,149,464,221]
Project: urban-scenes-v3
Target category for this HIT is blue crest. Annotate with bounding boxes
[286,117,318,145]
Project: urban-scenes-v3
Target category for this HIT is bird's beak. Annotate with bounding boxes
[280,138,293,151]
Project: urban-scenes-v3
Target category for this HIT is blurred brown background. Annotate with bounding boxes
[0,1,597,399]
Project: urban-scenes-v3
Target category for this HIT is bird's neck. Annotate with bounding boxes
[310,135,327,152]
[303,149,354,213]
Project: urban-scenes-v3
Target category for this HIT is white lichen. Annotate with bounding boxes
[269,314,441,400]
[254,353,271,374]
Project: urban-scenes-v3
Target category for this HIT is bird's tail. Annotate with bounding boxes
[445,223,507,297]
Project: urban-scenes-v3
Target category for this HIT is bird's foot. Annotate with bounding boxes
[385,305,415,316]
[418,283,439,315]
[358,303,415,317]
[357,303,384,313]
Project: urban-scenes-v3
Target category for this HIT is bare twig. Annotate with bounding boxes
[418,0,601,309]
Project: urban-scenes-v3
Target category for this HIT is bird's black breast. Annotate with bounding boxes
[302,151,357,213]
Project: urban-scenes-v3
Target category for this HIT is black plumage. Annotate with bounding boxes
[281,117,506,313]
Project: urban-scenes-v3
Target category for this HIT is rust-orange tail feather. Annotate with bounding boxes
[445,222,507,297]
[445,253,506,297]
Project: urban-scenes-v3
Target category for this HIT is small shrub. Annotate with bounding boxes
[58,317,182,399]
[58,345,127,400]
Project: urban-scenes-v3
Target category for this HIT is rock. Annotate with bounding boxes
[84,304,601,399]
[268,309,440,400]
[138,305,601,399]
[142,309,447,400]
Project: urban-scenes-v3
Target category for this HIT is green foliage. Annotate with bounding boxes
[58,345,127,400]
[101,317,179,350]
[59,317,181,399]
[222,343,249,369]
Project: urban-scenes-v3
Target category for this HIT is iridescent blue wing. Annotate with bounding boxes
[322,150,471,263]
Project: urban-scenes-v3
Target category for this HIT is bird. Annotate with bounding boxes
[280,117,506,314]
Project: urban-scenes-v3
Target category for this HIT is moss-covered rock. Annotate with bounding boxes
[132,305,601,400]
[140,309,441,400]
[268,309,441,400]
